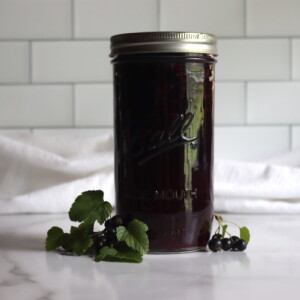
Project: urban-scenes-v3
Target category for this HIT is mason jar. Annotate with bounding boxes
[110,32,217,253]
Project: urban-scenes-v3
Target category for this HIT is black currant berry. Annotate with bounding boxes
[221,238,232,251]
[107,237,118,248]
[212,233,222,239]
[104,218,112,228]
[96,235,107,247]
[208,238,222,252]
[111,215,123,227]
[236,239,247,251]
[230,236,240,250]
[105,227,117,236]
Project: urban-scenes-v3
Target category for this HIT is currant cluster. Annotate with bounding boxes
[208,234,247,252]
[94,215,123,252]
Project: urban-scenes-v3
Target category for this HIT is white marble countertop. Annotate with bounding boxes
[0,213,299,300]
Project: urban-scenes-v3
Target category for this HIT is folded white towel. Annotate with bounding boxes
[1,132,300,214]
[214,159,300,213]
[0,132,114,214]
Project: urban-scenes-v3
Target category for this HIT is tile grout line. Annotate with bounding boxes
[72,84,76,127]
[0,38,110,42]
[215,79,297,83]
[0,82,113,86]
[244,81,248,125]
[215,124,297,127]
[0,126,114,130]
[0,125,294,130]
[3,80,300,87]
[29,41,32,83]
[71,0,75,39]
[244,0,247,37]
[157,0,161,30]
[0,37,299,42]
[289,38,293,80]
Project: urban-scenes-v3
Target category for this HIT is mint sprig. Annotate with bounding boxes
[45,190,149,263]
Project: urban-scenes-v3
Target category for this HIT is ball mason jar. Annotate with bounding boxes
[110,32,217,253]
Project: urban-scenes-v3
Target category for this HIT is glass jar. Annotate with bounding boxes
[110,32,217,253]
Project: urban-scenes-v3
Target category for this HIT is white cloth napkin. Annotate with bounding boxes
[1,132,300,214]
[0,132,114,214]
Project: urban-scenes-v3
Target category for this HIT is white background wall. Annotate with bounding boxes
[0,0,300,161]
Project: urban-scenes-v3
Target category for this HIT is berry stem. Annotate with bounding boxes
[214,213,240,228]
[90,230,105,237]
[222,220,241,228]
[215,225,221,235]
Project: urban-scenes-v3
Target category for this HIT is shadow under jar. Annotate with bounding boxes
[110,32,217,253]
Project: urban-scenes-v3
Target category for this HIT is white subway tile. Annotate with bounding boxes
[215,83,245,124]
[0,0,71,39]
[0,85,72,127]
[215,126,289,161]
[217,39,289,81]
[0,42,29,83]
[75,0,157,38]
[75,84,113,126]
[31,128,114,156]
[32,41,111,83]
[292,39,300,80]
[160,0,244,37]
[247,0,300,36]
[247,82,300,124]
[292,127,300,150]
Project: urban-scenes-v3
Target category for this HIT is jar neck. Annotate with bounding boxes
[111,53,217,64]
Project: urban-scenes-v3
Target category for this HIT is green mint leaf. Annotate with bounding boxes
[240,226,250,243]
[221,224,228,238]
[116,219,149,254]
[68,190,113,225]
[45,226,64,251]
[95,245,143,263]
[65,225,93,255]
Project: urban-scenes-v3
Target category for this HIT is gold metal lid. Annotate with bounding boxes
[110,31,217,57]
